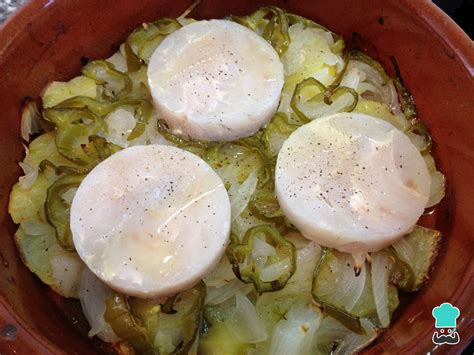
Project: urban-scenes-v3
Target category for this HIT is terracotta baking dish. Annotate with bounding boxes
[0,0,472,353]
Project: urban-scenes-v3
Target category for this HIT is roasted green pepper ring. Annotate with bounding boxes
[104,294,154,354]
[45,173,84,250]
[104,282,205,355]
[291,77,358,122]
[156,118,215,151]
[43,108,106,165]
[248,190,284,220]
[227,225,296,293]
[52,96,153,143]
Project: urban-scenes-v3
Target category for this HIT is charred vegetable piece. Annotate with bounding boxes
[46,173,84,250]
[291,77,358,122]
[230,7,290,56]
[126,18,182,65]
[391,225,441,291]
[227,225,296,293]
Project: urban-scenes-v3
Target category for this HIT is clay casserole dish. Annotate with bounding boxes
[0,0,472,353]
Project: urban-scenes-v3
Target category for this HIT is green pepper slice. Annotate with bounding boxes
[52,96,153,142]
[104,294,153,354]
[104,283,205,354]
[45,173,84,250]
[291,77,358,122]
[156,119,215,150]
[126,19,182,65]
[385,249,416,292]
[248,190,284,220]
[40,136,121,175]
[227,225,296,293]
[43,108,106,165]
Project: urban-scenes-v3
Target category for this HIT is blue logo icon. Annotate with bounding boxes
[431,302,460,345]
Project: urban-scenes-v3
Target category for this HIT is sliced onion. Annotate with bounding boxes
[102,108,136,148]
[106,52,128,73]
[392,237,414,264]
[340,68,362,90]
[333,318,378,354]
[371,252,391,327]
[21,220,55,236]
[21,99,41,142]
[228,170,258,222]
[346,59,391,107]
[269,300,322,355]
[315,316,353,349]
[324,52,339,66]
[287,241,321,292]
[205,279,254,306]
[79,268,121,343]
[317,252,366,312]
[298,92,356,120]
[426,170,446,208]
[204,255,254,306]
[388,80,403,116]
[61,187,78,205]
[252,236,277,258]
[231,209,270,242]
[224,292,268,343]
[313,67,332,84]
[18,147,38,189]
[50,253,84,298]
[203,255,236,288]
[260,258,291,282]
